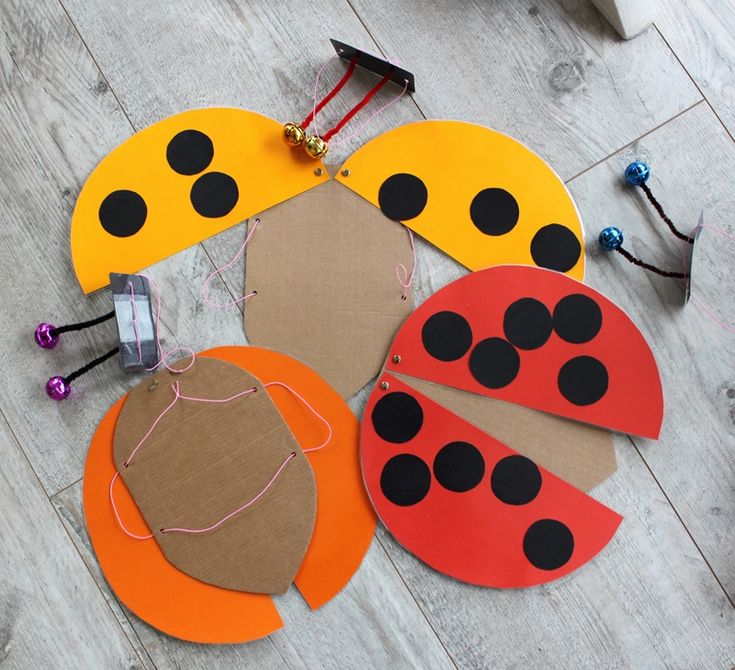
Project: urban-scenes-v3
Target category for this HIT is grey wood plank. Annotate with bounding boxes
[0,0,142,495]
[53,479,455,669]
[0,414,144,669]
[568,101,735,599]
[376,434,735,669]
[344,0,701,180]
[655,0,735,139]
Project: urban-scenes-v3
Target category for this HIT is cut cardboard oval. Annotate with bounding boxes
[71,107,327,293]
[112,356,317,594]
[84,346,375,643]
[336,120,585,278]
[245,172,414,399]
[385,265,663,439]
[361,374,622,587]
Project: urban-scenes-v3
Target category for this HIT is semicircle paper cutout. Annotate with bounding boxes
[113,357,317,595]
[336,120,584,278]
[84,346,375,641]
[72,107,328,294]
[361,373,622,587]
[83,397,283,644]
[245,177,414,399]
[203,347,377,609]
[384,265,664,439]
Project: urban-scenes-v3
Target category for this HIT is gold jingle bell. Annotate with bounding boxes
[304,135,328,159]
[282,122,305,147]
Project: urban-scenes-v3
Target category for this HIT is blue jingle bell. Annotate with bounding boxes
[599,226,624,251]
[624,161,650,186]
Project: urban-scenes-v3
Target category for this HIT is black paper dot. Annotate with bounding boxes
[421,311,473,362]
[166,129,214,175]
[503,298,553,350]
[491,455,542,505]
[99,190,147,238]
[469,188,519,236]
[378,173,428,221]
[523,519,574,570]
[371,392,424,443]
[190,172,239,218]
[530,224,581,273]
[557,356,609,406]
[380,454,431,506]
[433,441,485,493]
[468,338,520,389]
[553,294,603,344]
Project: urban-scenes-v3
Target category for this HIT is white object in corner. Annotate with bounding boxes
[591,0,655,39]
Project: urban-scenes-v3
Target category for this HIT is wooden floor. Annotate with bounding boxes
[1,0,734,667]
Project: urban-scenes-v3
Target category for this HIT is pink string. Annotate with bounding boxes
[109,378,333,538]
[330,78,409,147]
[264,381,332,453]
[395,226,416,300]
[141,274,196,373]
[201,219,260,309]
[684,223,735,333]
[109,471,154,540]
[123,381,257,468]
[311,50,343,139]
[160,452,297,535]
[128,281,143,364]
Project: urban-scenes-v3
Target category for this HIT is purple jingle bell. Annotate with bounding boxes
[35,323,59,349]
[46,376,71,401]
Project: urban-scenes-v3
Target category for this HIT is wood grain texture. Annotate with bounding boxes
[2,0,734,666]
[655,0,735,138]
[346,0,701,179]
[0,415,144,669]
[53,479,455,669]
[568,101,735,600]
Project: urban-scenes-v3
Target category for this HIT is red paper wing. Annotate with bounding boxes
[361,374,622,587]
[385,265,663,439]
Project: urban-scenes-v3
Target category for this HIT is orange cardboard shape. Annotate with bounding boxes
[244,175,414,399]
[84,346,376,642]
[112,357,317,594]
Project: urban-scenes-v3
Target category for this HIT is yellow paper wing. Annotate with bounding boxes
[71,108,327,293]
[336,120,584,279]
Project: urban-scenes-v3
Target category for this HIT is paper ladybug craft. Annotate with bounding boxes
[84,345,377,643]
[67,39,588,400]
[361,265,664,587]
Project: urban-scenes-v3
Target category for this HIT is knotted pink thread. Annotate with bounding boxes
[110,380,332,539]
[128,281,143,364]
[141,274,196,373]
[395,227,416,300]
[201,218,261,309]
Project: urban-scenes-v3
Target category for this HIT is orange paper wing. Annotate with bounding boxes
[361,374,622,587]
[384,265,664,438]
[336,120,584,278]
[201,347,377,610]
[71,108,327,293]
[83,397,283,644]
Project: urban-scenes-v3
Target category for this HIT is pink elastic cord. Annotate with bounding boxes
[141,274,196,373]
[330,78,409,147]
[201,219,260,309]
[123,381,257,468]
[395,226,416,300]
[311,51,343,139]
[684,223,735,332]
[128,282,143,364]
[160,452,297,535]
[109,471,154,540]
[264,381,332,453]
